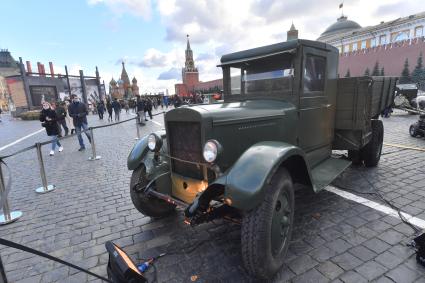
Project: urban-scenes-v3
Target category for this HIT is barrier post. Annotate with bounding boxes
[35,143,56,194]
[88,128,101,161]
[135,115,141,140]
[0,161,23,225]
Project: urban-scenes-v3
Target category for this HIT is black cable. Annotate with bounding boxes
[333,172,421,235]
[358,172,421,234]
[146,224,236,282]
[0,238,112,282]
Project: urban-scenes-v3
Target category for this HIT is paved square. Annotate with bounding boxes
[0,109,424,282]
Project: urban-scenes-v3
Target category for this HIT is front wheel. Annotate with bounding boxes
[130,165,175,218]
[241,168,294,280]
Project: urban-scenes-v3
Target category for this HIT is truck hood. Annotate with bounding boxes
[166,99,296,124]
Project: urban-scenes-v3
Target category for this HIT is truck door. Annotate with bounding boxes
[299,47,333,167]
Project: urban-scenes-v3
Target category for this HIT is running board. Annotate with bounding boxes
[311,157,351,191]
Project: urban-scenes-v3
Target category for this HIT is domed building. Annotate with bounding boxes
[317,11,425,78]
[317,16,361,42]
[317,12,424,55]
[109,62,139,99]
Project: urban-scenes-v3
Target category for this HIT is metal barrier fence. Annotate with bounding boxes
[0,111,165,225]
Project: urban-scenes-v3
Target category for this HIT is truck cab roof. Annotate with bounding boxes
[219,39,338,66]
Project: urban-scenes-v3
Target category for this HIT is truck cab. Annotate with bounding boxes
[219,39,339,168]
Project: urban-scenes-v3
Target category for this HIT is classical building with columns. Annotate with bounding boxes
[317,12,425,77]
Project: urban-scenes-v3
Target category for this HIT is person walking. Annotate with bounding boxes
[40,101,63,156]
[144,98,153,120]
[97,101,105,120]
[124,100,130,114]
[111,98,121,121]
[136,97,146,124]
[68,95,92,151]
[56,101,69,136]
[163,96,169,109]
[0,107,2,122]
[64,99,75,134]
[106,99,113,122]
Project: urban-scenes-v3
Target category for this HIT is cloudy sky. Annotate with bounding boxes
[1,0,423,94]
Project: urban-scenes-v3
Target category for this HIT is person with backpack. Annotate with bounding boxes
[40,101,63,156]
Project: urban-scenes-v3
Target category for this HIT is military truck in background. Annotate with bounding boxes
[127,39,396,279]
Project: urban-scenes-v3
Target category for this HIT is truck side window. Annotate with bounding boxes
[304,55,326,92]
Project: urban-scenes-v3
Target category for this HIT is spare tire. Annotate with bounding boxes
[361,120,384,167]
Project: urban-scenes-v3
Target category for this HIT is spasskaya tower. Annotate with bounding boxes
[182,35,199,89]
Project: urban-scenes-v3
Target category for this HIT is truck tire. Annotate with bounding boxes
[409,124,420,137]
[348,150,362,165]
[130,165,175,218]
[241,168,294,280]
[361,119,384,167]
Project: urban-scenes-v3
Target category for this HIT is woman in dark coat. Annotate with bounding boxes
[40,101,63,156]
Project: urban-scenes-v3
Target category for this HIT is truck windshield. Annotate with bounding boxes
[228,55,294,96]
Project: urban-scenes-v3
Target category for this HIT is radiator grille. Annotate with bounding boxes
[167,121,203,179]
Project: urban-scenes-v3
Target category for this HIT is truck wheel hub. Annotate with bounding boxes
[271,191,291,256]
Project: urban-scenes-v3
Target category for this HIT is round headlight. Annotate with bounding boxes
[203,140,222,163]
[147,133,162,152]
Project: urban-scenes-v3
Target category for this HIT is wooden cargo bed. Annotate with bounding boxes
[333,76,397,150]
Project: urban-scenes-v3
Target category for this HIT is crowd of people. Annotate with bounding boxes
[38,94,189,156]
[39,94,93,156]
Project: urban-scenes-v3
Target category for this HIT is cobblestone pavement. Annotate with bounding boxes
[0,114,44,149]
[0,109,424,282]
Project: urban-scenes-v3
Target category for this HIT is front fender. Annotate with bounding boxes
[223,141,312,211]
[127,130,166,170]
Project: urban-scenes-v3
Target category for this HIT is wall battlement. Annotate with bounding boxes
[338,36,425,77]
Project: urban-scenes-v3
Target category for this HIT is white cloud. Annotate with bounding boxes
[139,48,173,68]
[92,0,425,93]
[116,47,185,69]
[158,67,180,80]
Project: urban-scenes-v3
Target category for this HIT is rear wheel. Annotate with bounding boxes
[410,124,419,137]
[130,165,175,218]
[241,168,294,280]
[361,120,384,167]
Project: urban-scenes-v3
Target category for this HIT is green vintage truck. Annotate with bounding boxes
[127,39,396,279]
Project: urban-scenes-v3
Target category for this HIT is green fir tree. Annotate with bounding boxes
[372,61,380,76]
[380,67,385,76]
[364,68,370,76]
[412,52,425,89]
[345,69,351,78]
[399,58,411,84]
